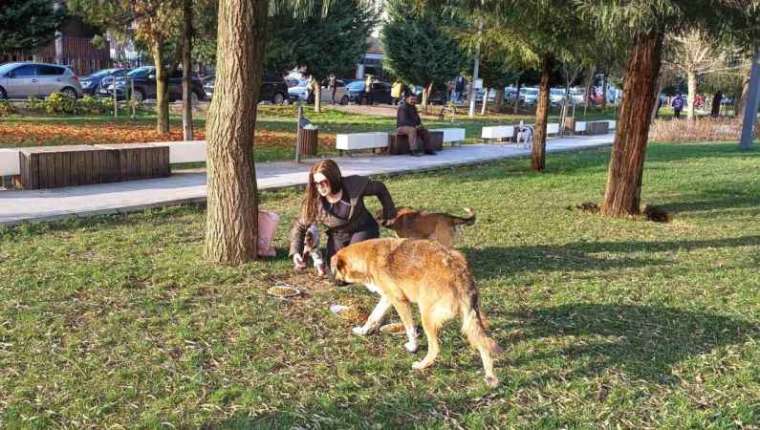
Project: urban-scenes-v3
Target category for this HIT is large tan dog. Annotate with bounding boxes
[331,238,502,386]
[378,207,476,248]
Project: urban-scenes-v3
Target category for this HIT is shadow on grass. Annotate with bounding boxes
[205,303,758,429]
[464,235,760,279]
[508,303,759,383]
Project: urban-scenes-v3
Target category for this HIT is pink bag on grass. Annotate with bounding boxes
[257,210,280,257]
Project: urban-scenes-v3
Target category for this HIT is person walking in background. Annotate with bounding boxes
[391,79,404,106]
[671,93,684,119]
[454,75,466,103]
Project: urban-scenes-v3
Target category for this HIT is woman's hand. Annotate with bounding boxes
[293,253,307,271]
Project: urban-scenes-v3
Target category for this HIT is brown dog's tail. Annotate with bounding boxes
[451,208,476,226]
[460,286,502,356]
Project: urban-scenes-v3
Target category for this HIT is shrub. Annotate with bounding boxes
[44,92,78,114]
[26,96,45,112]
[0,99,16,116]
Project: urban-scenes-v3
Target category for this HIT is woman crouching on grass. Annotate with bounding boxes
[289,159,397,282]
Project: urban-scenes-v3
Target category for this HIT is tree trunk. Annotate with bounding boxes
[650,73,663,123]
[513,80,521,114]
[494,87,504,112]
[739,47,760,150]
[151,41,170,134]
[422,83,431,113]
[584,65,594,116]
[204,0,268,264]
[314,82,322,113]
[601,71,608,110]
[601,32,664,218]
[532,55,553,172]
[736,76,750,118]
[481,87,488,115]
[181,0,194,141]
[686,70,697,120]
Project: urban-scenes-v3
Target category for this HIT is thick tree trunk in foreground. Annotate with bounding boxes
[181,0,194,141]
[151,41,170,133]
[204,0,268,264]
[601,32,664,217]
[532,55,552,172]
[686,70,697,120]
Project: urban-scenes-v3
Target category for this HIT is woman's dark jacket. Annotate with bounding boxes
[289,175,396,256]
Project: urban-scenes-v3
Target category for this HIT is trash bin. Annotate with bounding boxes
[296,125,319,157]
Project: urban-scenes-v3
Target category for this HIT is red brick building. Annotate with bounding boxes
[0,16,110,75]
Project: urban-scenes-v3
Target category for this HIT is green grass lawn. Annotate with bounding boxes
[2,142,759,429]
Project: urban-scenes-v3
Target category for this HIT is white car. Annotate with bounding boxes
[288,79,349,105]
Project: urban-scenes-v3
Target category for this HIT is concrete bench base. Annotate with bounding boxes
[388,131,443,155]
[335,132,389,153]
[429,128,466,145]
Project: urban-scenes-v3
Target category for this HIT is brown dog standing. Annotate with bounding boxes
[378,207,476,247]
[331,238,501,387]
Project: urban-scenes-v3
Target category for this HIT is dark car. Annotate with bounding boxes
[203,72,289,104]
[79,68,129,96]
[347,80,392,105]
[100,66,205,102]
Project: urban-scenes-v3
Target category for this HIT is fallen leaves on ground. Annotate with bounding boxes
[0,122,336,150]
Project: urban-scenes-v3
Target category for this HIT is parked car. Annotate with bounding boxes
[0,62,82,99]
[101,66,206,102]
[205,72,288,104]
[550,88,566,106]
[287,78,350,105]
[411,84,449,105]
[520,87,539,105]
[79,68,129,96]
[504,86,525,104]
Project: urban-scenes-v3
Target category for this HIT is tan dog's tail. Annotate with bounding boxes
[451,208,476,226]
[460,287,502,356]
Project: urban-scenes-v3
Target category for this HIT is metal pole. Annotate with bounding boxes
[113,79,118,118]
[130,78,136,119]
[468,19,483,118]
[739,48,760,150]
[295,105,303,163]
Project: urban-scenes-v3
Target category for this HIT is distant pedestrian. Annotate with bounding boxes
[711,91,723,117]
[454,75,466,103]
[391,79,404,105]
[672,93,684,119]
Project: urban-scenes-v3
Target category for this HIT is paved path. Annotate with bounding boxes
[0,134,614,225]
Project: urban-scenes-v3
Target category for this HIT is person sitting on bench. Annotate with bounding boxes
[396,94,435,156]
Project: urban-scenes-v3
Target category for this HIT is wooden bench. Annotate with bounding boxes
[429,128,466,146]
[16,144,170,190]
[335,132,389,155]
[388,130,443,155]
[586,121,610,135]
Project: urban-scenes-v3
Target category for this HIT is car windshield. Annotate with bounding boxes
[87,69,116,79]
[127,67,153,78]
[0,63,21,74]
[346,81,364,91]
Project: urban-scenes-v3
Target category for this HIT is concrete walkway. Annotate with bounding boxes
[0,134,614,225]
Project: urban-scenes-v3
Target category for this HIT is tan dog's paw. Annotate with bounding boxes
[485,375,500,388]
[352,326,369,336]
[411,360,429,370]
[404,340,418,353]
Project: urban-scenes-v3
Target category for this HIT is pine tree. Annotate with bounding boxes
[0,0,64,52]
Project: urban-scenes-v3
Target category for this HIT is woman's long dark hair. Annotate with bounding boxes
[300,159,343,224]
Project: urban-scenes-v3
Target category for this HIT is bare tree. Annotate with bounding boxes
[663,29,727,120]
